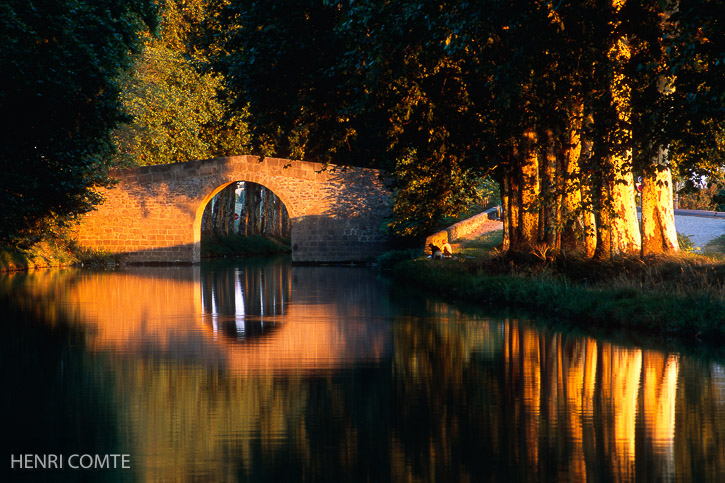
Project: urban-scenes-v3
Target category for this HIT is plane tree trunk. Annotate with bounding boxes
[641,148,679,255]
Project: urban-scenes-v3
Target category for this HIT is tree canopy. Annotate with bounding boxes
[112,0,251,167]
[0,0,157,247]
[217,0,724,243]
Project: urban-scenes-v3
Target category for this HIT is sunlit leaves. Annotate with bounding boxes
[112,0,251,166]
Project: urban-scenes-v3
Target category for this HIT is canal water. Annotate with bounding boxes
[2,257,725,482]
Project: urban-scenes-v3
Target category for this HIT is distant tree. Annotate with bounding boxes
[0,0,157,247]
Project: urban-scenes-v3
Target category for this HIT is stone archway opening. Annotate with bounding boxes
[198,181,291,259]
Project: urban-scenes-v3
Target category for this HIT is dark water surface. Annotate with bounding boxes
[2,258,725,482]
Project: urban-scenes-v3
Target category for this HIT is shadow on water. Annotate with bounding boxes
[0,289,131,482]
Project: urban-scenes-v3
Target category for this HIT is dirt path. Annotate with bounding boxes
[448,213,725,253]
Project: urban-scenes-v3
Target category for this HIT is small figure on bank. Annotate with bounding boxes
[428,243,443,259]
[441,242,453,258]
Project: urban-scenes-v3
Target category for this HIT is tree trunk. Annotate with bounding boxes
[607,22,641,255]
[609,160,641,255]
[501,164,515,252]
[561,103,597,256]
[542,128,562,248]
[520,127,540,248]
[262,187,276,236]
[594,181,612,260]
[641,147,679,255]
[245,183,262,236]
[237,185,248,236]
[224,183,237,236]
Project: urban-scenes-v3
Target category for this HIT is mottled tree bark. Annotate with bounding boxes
[606,17,640,256]
[641,148,679,255]
[520,127,541,247]
[542,128,562,248]
[561,104,597,256]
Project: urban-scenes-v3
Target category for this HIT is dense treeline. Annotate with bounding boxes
[0,0,157,247]
[111,0,250,166]
[216,0,724,255]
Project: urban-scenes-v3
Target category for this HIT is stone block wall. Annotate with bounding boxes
[423,209,498,254]
[74,156,392,263]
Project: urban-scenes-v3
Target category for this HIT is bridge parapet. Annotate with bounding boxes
[74,156,392,263]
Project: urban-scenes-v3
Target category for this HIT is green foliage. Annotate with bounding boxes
[0,0,157,247]
[217,0,722,239]
[113,0,250,166]
[658,0,725,179]
[71,246,124,269]
[713,187,725,212]
[677,232,697,253]
[374,248,420,269]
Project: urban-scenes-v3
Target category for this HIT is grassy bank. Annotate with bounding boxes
[705,234,725,256]
[200,234,290,258]
[1,233,291,272]
[0,240,79,272]
[0,240,127,272]
[386,231,725,344]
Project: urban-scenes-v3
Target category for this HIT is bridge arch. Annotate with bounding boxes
[74,156,392,263]
[193,179,293,252]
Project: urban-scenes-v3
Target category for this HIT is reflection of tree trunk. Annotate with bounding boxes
[642,148,679,255]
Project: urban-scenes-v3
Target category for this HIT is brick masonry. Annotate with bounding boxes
[73,156,393,263]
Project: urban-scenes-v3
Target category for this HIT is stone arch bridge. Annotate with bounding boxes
[74,156,392,263]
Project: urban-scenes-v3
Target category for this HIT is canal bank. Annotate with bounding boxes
[388,228,725,347]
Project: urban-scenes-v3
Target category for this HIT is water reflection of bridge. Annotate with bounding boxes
[4,267,723,481]
[201,261,290,342]
[38,262,390,375]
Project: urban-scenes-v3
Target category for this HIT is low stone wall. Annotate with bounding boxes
[424,208,498,253]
